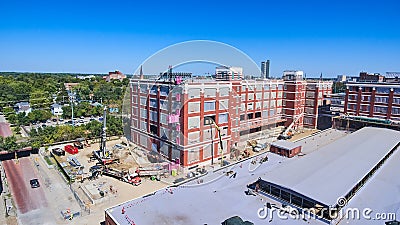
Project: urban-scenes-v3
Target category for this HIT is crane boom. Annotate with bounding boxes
[213,122,224,166]
[279,113,303,140]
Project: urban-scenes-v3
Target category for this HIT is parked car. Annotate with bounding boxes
[59,118,64,122]
[64,145,78,154]
[114,144,125,149]
[80,116,84,119]
[74,141,84,149]
[30,179,40,188]
[52,148,65,156]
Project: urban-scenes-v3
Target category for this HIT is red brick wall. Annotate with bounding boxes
[105,212,118,225]
[270,145,301,158]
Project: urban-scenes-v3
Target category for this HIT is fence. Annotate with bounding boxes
[0,147,39,161]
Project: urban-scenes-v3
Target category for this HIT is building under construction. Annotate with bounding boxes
[129,67,332,166]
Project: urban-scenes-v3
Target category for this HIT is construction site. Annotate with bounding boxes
[105,126,400,225]
[1,99,333,225]
[31,106,204,224]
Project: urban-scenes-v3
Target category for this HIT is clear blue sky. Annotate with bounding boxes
[0,0,399,77]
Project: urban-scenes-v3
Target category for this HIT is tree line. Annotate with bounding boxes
[0,72,129,152]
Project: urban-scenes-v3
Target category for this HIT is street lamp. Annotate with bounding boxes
[210,123,214,165]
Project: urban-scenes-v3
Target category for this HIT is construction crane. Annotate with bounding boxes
[278,113,304,140]
[212,122,224,166]
[100,106,108,158]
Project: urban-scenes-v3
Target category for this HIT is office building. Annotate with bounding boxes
[261,60,270,79]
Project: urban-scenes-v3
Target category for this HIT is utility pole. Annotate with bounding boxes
[69,92,76,127]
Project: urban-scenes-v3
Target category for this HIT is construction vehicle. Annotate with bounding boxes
[278,113,303,140]
[92,106,120,165]
[247,140,265,152]
[61,209,80,220]
[136,167,165,177]
[242,148,252,158]
[123,174,141,186]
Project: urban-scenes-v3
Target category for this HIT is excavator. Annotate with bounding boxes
[278,113,304,140]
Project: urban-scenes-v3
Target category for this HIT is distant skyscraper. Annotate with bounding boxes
[261,60,270,79]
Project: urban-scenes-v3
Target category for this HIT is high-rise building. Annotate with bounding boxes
[261,60,270,79]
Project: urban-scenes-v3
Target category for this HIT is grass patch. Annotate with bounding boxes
[44,156,54,165]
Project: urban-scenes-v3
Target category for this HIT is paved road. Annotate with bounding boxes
[0,115,12,137]
[3,158,54,224]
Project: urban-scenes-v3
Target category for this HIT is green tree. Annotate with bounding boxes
[13,126,21,135]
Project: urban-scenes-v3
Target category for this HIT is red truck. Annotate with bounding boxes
[64,145,78,154]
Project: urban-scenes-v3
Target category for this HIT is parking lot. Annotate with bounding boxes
[2,158,55,225]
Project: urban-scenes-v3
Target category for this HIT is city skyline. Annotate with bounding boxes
[0,0,399,77]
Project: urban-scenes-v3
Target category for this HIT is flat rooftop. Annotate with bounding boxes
[262,127,400,206]
[271,140,301,150]
[105,127,400,225]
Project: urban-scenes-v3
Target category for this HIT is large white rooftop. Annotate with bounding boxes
[262,127,400,206]
[105,127,400,225]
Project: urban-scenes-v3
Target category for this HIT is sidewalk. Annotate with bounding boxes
[0,161,18,225]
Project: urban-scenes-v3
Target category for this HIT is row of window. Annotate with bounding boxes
[187,140,228,163]
[347,104,400,115]
[187,87,230,98]
[239,109,279,121]
[187,100,283,113]
[241,84,283,91]
[349,86,400,94]
[348,95,400,104]
[188,114,229,129]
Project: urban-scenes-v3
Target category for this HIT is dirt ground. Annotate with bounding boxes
[69,139,139,176]
[6,217,18,225]
[290,129,319,141]
[52,139,168,225]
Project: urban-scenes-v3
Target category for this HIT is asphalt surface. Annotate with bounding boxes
[0,115,12,138]
[3,158,53,224]
[0,122,12,138]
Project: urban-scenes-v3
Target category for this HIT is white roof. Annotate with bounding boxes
[261,127,400,206]
[106,153,326,225]
[271,140,301,150]
[338,145,400,224]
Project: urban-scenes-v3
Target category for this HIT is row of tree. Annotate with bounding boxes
[7,109,53,126]
[0,72,129,111]
[0,136,29,152]
[61,103,104,119]
[28,115,124,148]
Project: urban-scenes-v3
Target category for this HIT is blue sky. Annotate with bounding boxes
[0,0,399,77]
